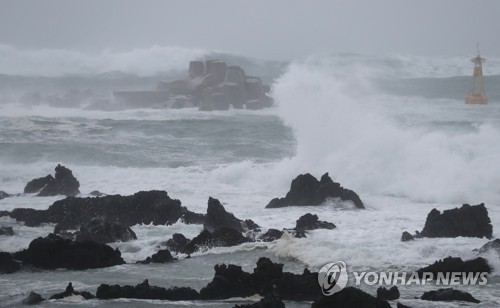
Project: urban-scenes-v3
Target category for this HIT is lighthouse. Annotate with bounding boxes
[465,45,488,104]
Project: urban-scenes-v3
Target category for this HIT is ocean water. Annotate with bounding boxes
[0,47,500,307]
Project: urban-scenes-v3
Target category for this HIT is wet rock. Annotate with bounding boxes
[396,303,412,308]
[204,197,245,232]
[96,279,200,300]
[377,286,400,300]
[265,173,364,209]
[138,249,176,264]
[401,231,414,242]
[295,213,336,231]
[421,288,480,303]
[0,226,14,236]
[71,218,137,243]
[49,282,95,300]
[416,256,491,277]
[0,190,10,200]
[22,291,45,305]
[181,211,206,224]
[258,229,284,242]
[89,190,105,197]
[182,228,249,254]
[38,165,80,196]
[9,190,192,229]
[12,233,124,270]
[0,252,20,274]
[477,238,500,256]
[233,294,285,308]
[420,203,492,239]
[23,175,54,193]
[165,233,190,253]
[200,264,254,299]
[311,286,391,308]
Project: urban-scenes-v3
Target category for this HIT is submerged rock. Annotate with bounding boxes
[0,226,14,236]
[182,227,249,254]
[401,231,414,242]
[233,294,285,308]
[420,203,492,239]
[421,288,480,303]
[477,238,500,256]
[22,291,45,305]
[0,190,10,200]
[49,282,95,300]
[12,233,124,270]
[258,229,284,242]
[265,173,364,209]
[23,175,54,193]
[72,218,137,243]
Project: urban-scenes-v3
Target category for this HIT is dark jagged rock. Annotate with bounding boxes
[9,190,192,229]
[89,190,105,197]
[138,249,176,264]
[0,190,10,200]
[204,197,244,232]
[72,218,137,243]
[258,229,284,242]
[401,231,414,242]
[201,257,321,301]
[23,175,54,193]
[396,303,412,308]
[416,256,491,277]
[420,203,492,239]
[12,233,124,270]
[0,226,14,236]
[38,165,80,196]
[96,279,200,300]
[421,288,480,303]
[165,233,191,253]
[0,252,20,274]
[265,173,364,209]
[181,211,206,224]
[377,286,400,300]
[477,238,500,256]
[22,291,45,305]
[182,228,249,254]
[311,286,391,308]
[244,219,261,232]
[200,264,255,299]
[295,213,336,231]
[49,282,95,300]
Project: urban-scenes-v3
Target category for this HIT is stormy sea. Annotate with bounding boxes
[1,45,500,307]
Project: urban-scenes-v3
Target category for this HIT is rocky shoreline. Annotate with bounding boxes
[0,165,497,306]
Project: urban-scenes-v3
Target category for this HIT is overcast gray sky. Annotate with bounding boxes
[1,0,499,60]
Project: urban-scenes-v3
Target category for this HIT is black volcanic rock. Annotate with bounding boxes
[0,226,14,236]
[49,282,95,300]
[22,292,45,305]
[295,213,336,231]
[182,228,249,254]
[200,264,255,299]
[311,286,391,308]
[181,211,206,224]
[377,286,400,300]
[12,233,124,270]
[204,197,244,232]
[38,165,80,196]
[421,288,480,303]
[0,252,20,274]
[24,175,54,193]
[258,229,284,242]
[266,173,364,209]
[416,256,491,278]
[165,233,191,253]
[138,249,176,264]
[96,279,200,300]
[9,190,191,229]
[420,203,492,239]
[0,190,10,200]
[71,218,137,243]
[401,231,414,242]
